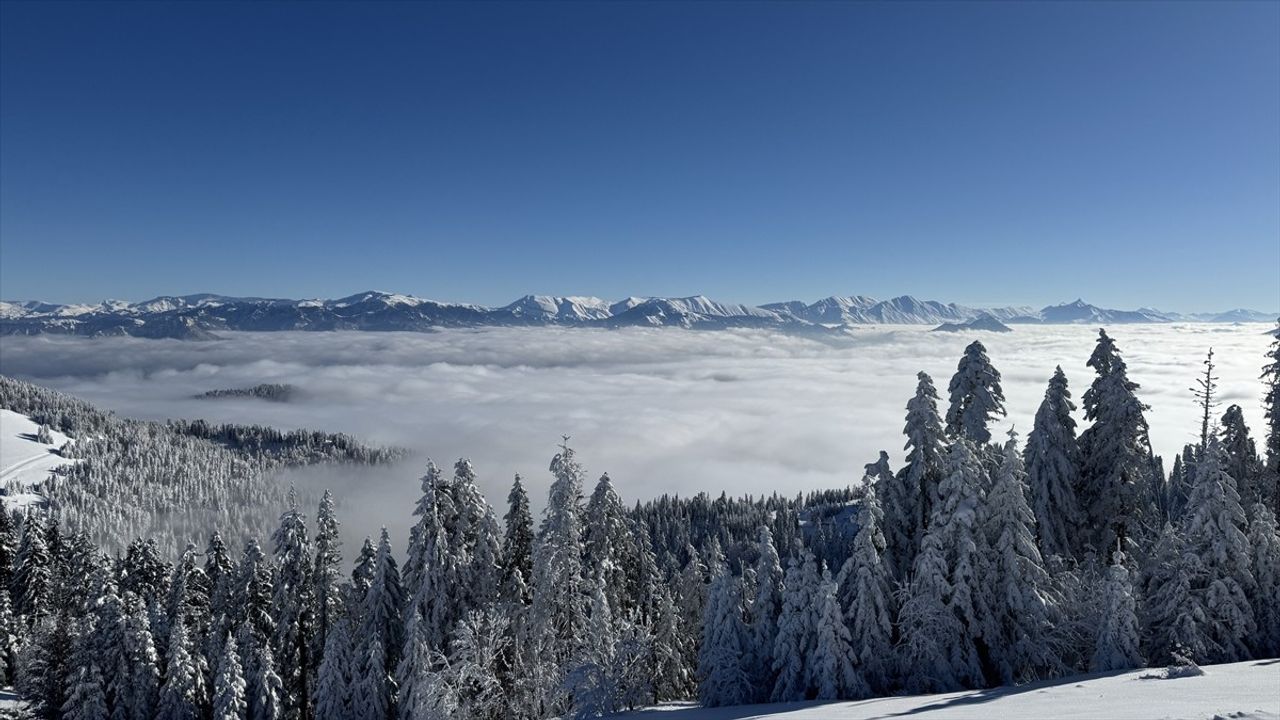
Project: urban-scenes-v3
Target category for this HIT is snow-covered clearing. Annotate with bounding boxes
[618,659,1280,720]
[0,407,72,509]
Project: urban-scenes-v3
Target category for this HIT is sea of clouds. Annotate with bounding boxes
[0,324,1272,548]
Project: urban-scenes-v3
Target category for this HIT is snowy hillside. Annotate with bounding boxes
[618,659,1280,719]
[0,407,73,509]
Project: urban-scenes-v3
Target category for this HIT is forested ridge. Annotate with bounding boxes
[1,325,1278,719]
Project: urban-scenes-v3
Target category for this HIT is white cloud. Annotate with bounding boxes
[1,324,1272,548]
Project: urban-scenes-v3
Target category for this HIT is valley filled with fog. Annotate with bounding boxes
[1,323,1271,545]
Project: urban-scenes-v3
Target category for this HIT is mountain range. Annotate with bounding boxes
[0,292,1274,340]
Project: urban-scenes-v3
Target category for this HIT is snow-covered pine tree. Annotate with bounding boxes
[500,474,535,606]
[675,541,708,674]
[1078,330,1157,560]
[402,462,456,653]
[12,513,51,621]
[585,472,639,618]
[156,619,206,720]
[0,510,15,594]
[1024,366,1082,560]
[650,586,693,701]
[896,529,959,694]
[1181,439,1256,662]
[529,442,589,715]
[897,372,948,567]
[312,490,343,670]
[350,536,377,606]
[810,567,865,701]
[120,591,161,720]
[697,555,751,707]
[1247,504,1280,657]
[449,458,504,615]
[747,525,784,701]
[1166,450,1194,524]
[1263,321,1280,514]
[213,633,248,720]
[61,663,108,720]
[249,640,285,720]
[1220,405,1262,512]
[945,340,1007,446]
[449,608,510,720]
[312,612,353,720]
[1142,523,1207,665]
[0,587,14,685]
[984,433,1064,683]
[838,483,895,695]
[270,490,314,720]
[867,450,908,583]
[1090,551,1143,672]
[359,527,405,692]
[930,438,989,688]
[770,549,818,702]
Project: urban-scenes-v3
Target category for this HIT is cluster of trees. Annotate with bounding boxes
[2,325,1278,719]
[0,377,400,555]
[194,384,298,403]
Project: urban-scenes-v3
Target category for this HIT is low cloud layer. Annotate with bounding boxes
[1,324,1272,548]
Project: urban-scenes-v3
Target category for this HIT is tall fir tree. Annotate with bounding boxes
[945,340,1007,446]
[1262,320,1280,514]
[810,567,865,701]
[360,527,405,693]
[500,474,535,606]
[838,483,895,695]
[311,490,343,672]
[1219,405,1262,512]
[271,490,314,720]
[770,550,818,702]
[697,551,751,708]
[1090,552,1143,672]
[896,529,960,694]
[1142,523,1207,665]
[1024,366,1083,560]
[312,613,353,720]
[1078,330,1157,560]
[156,619,206,720]
[747,526,784,702]
[213,633,248,720]
[898,372,948,562]
[1247,504,1280,657]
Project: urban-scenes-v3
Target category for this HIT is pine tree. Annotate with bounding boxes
[312,613,353,720]
[585,472,639,619]
[1024,366,1082,560]
[249,640,285,720]
[61,663,109,720]
[946,340,1007,445]
[770,550,817,702]
[1192,348,1221,456]
[1079,330,1156,559]
[867,450,907,583]
[1142,523,1207,665]
[529,442,589,715]
[12,513,52,621]
[312,490,343,670]
[1090,552,1143,672]
[931,439,990,687]
[1182,439,1256,662]
[650,586,692,701]
[1166,451,1194,524]
[984,433,1064,683]
[157,620,205,720]
[1220,405,1262,512]
[898,371,948,567]
[120,591,161,720]
[697,553,750,707]
[351,536,377,605]
[747,525,784,701]
[897,530,959,693]
[0,587,15,685]
[0,510,17,601]
[213,633,248,720]
[500,474,535,606]
[1247,504,1280,657]
[1262,320,1280,514]
[402,462,456,653]
[271,490,314,720]
[810,567,865,700]
[360,528,405,688]
[839,484,895,695]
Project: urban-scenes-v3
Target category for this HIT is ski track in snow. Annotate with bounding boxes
[0,408,73,509]
[616,659,1280,720]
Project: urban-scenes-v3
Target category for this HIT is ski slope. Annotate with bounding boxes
[618,659,1280,720]
[0,408,73,510]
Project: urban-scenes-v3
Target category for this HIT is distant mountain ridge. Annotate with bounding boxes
[0,291,1273,340]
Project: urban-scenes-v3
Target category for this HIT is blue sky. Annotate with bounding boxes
[2,1,1277,312]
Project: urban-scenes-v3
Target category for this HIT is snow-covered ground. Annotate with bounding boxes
[0,407,73,509]
[618,659,1280,720]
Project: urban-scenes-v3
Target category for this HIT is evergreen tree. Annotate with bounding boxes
[1263,321,1280,514]
[810,568,865,700]
[898,372,948,566]
[312,490,343,670]
[867,450,907,583]
[529,442,589,715]
[360,528,405,688]
[271,490,314,720]
[697,553,750,708]
[930,439,990,687]
[157,620,205,720]
[1182,440,1256,662]
[1142,524,1207,665]
[1166,451,1194,524]
[839,484,895,695]
[897,530,959,693]
[650,586,693,701]
[585,472,639,618]
[747,525,784,701]
[213,633,248,720]
[500,474,535,605]
[312,613,353,720]
[402,462,455,652]
[1090,552,1143,672]
[249,641,285,720]
[1024,366,1082,560]
[61,663,109,720]
[770,551,817,702]
[0,587,15,685]
[1079,330,1156,559]
[1220,405,1262,511]
[1247,504,1280,657]
[0,510,17,600]
[984,434,1064,683]
[120,592,161,720]
[12,513,52,621]
[945,340,1007,445]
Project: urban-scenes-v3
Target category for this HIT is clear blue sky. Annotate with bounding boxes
[2,1,1277,312]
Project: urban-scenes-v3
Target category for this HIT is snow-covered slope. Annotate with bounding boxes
[1,290,1272,339]
[0,408,74,509]
[618,659,1280,719]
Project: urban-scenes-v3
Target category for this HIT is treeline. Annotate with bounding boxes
[1,325,1278,719]
[0,377,402,555]
[194,385,297,403]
